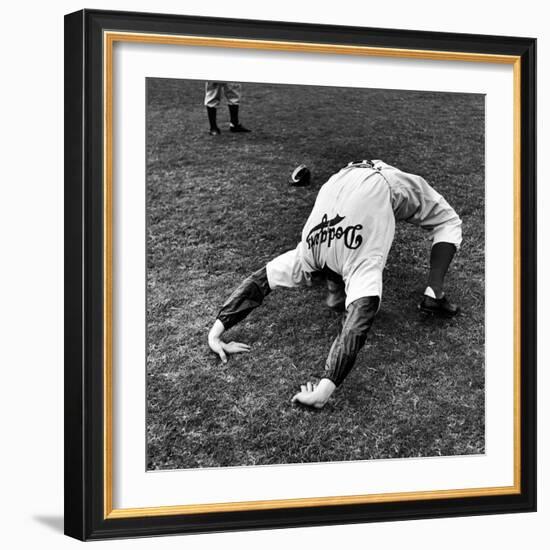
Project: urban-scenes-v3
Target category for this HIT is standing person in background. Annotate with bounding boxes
[204,82,251,135]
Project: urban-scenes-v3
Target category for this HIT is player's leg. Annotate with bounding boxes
[420,245,460,316]
[419,211,462,316]
[325,269,346,312]
[392,168,463,317]
[204,82,222,135]
[223,83,250,133]
[427,242,456,298]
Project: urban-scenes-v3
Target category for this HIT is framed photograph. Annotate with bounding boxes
[64,9,536,541]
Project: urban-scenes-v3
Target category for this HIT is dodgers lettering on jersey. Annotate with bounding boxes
[299,164,396,307]
[305,214,363,251]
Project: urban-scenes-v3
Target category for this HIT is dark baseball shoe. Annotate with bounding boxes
[418,294,460,317]
[229,123,251,133]
[209,127,221,136]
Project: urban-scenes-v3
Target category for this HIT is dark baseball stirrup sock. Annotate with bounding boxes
[206,106,218,130]
[228,104,240,126]
[427,242,456,298]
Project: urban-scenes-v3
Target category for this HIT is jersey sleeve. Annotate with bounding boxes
[322,296,379,387]
[217,266,271,330]
[265,246,311,289]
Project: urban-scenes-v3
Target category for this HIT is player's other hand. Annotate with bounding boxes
[208,319,250,363]
[209,338,251,364]
[291,379,336,409]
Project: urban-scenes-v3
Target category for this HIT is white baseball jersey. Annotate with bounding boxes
[266,160,462,308]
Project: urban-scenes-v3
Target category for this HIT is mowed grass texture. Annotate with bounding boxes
[146,79,485,470]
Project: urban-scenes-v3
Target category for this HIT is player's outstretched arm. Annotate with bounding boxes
[208,266,271,363]
[292,296,379,409]
[208,319,250,363]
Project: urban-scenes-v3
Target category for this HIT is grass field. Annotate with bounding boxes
[146,78,485,470]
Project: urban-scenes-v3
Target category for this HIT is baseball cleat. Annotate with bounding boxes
[418,295,460,317]
[229,123,251,133]
[209,127,221,136]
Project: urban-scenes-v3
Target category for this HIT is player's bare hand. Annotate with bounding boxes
[208,319,250,363]
[291,379,336,409]
[209,338,250,364]
[291,382,325,409]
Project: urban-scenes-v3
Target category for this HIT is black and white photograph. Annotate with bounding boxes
[145,78,485,471]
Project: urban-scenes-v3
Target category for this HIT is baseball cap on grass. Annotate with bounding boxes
[288,164,311,186]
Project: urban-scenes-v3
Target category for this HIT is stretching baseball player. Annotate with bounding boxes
[208,160,462,409]
[204,81,251,135]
